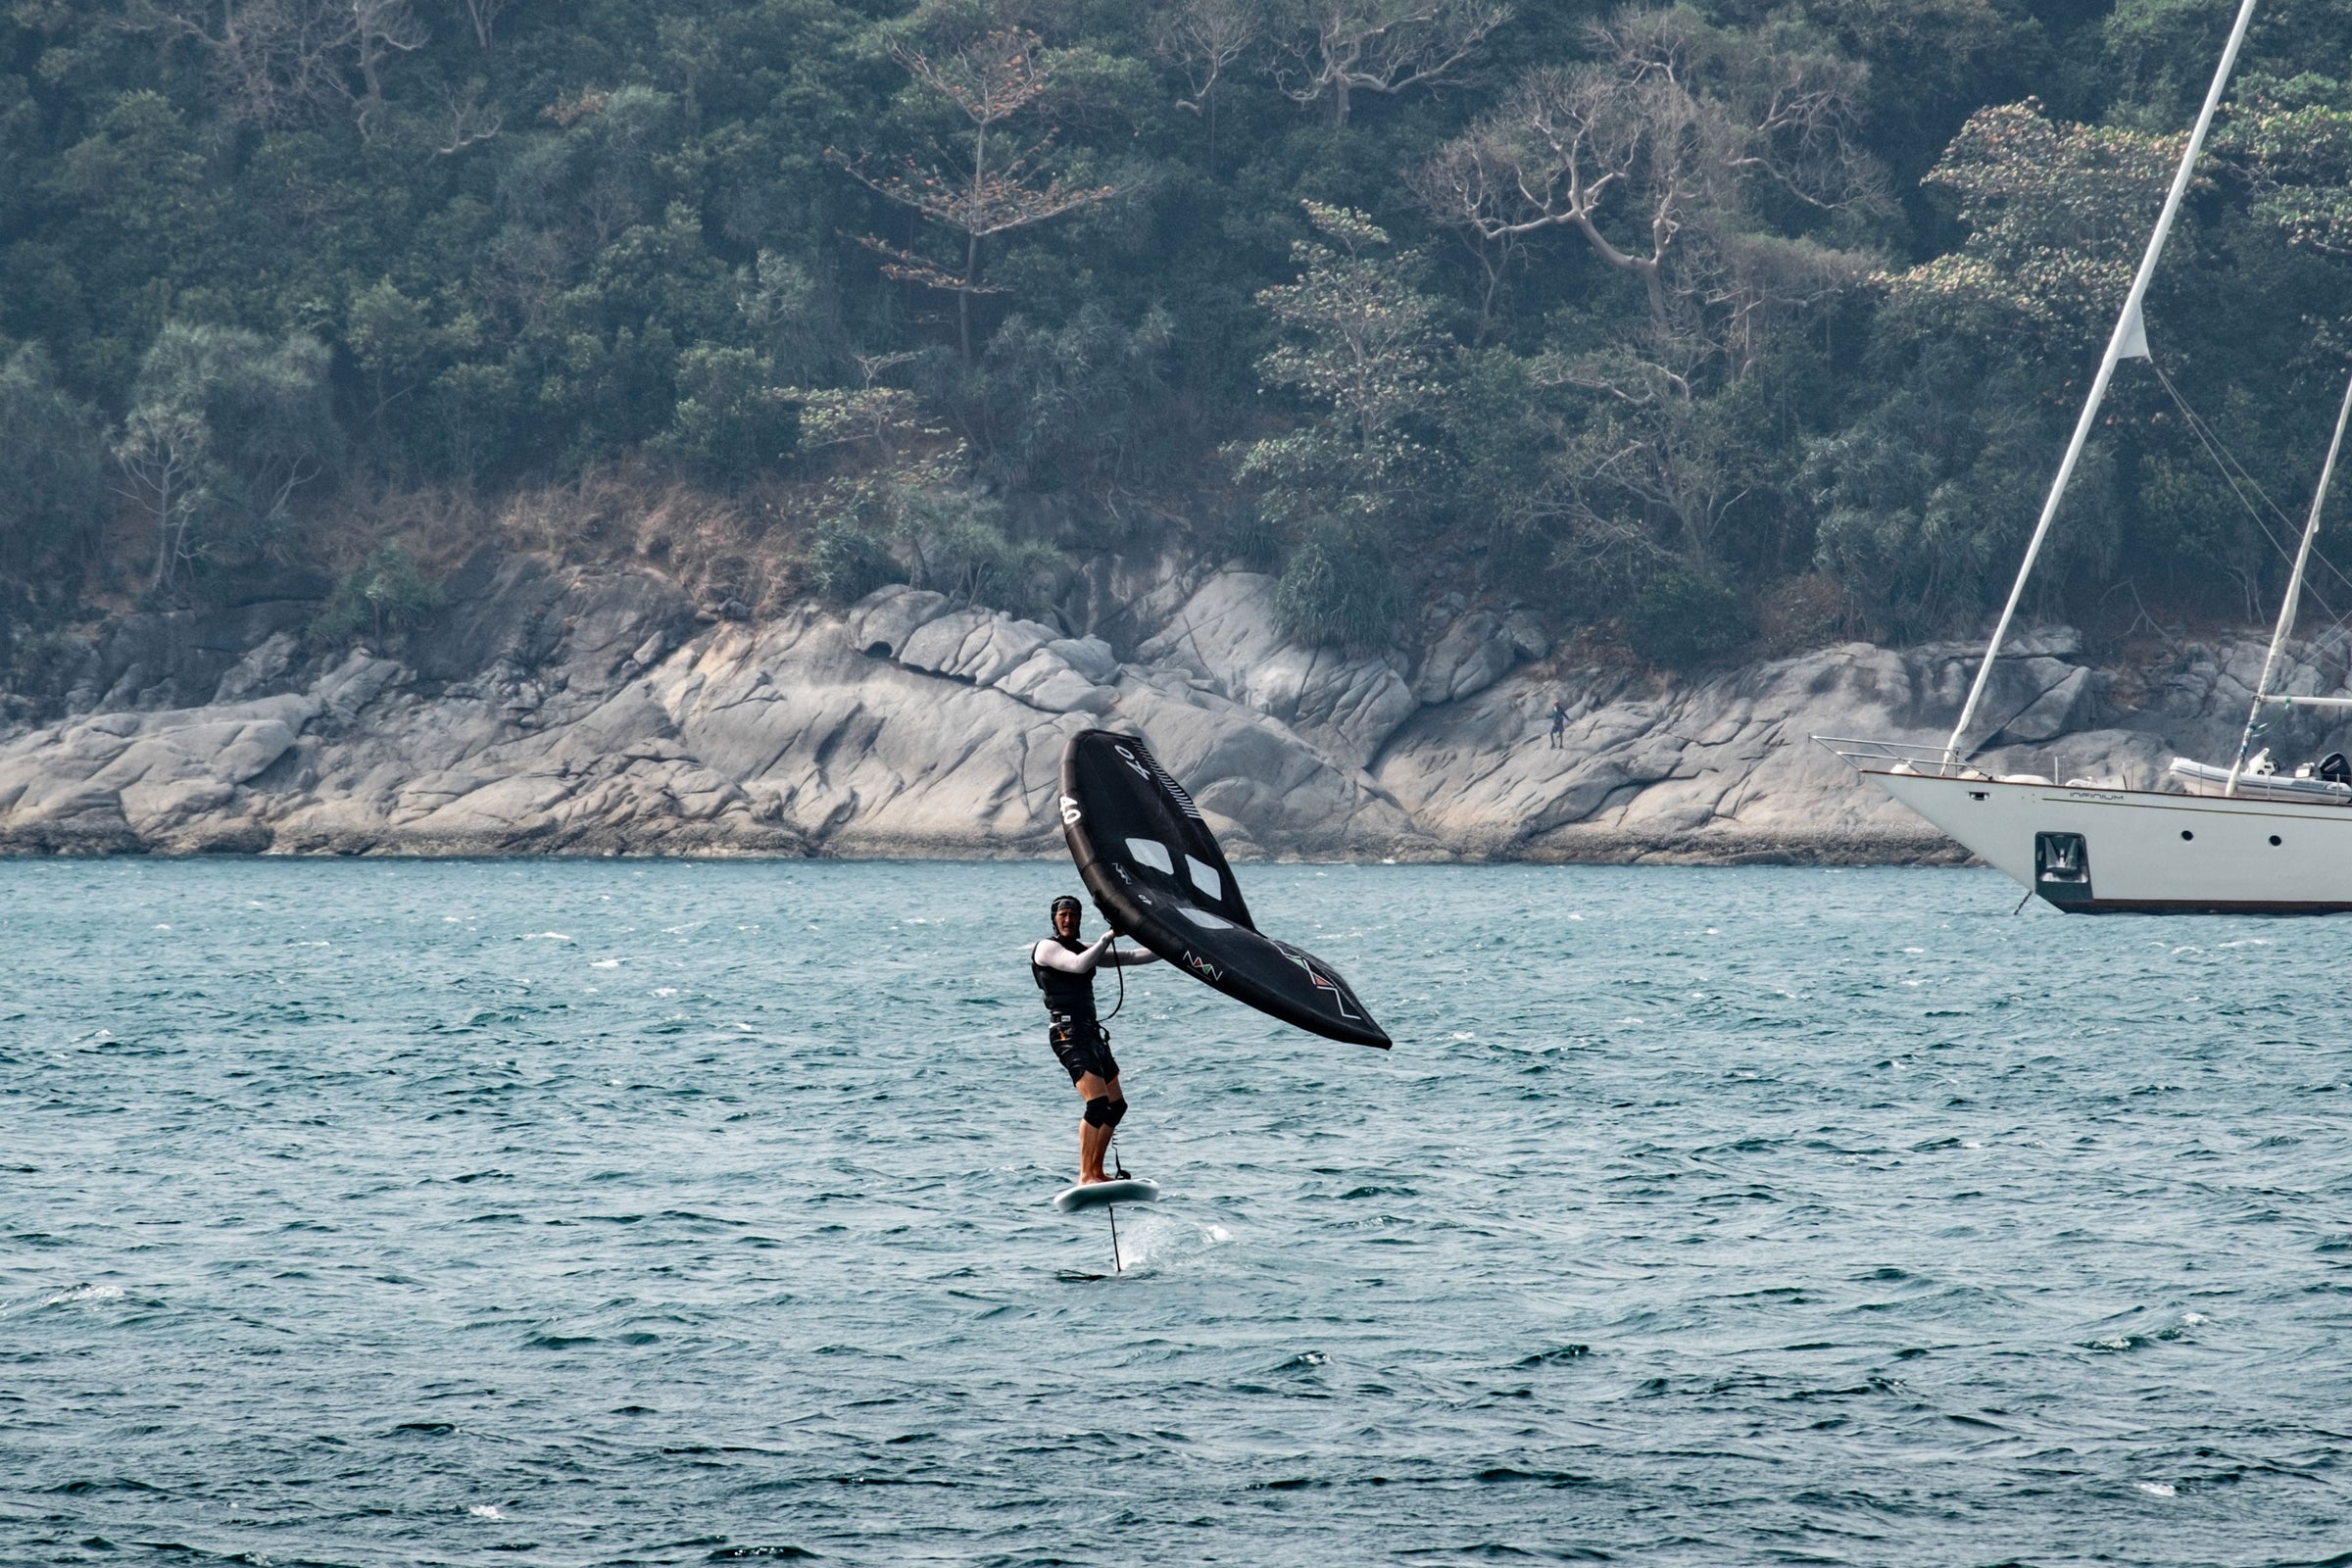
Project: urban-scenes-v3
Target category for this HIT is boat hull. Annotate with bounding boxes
[1864,769,2352,912]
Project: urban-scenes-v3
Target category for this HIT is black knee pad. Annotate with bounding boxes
[1102,1097,1126,1130]
[1084,1096,1116,1127]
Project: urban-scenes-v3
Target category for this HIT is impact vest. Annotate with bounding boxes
[1031,937,1098,1022]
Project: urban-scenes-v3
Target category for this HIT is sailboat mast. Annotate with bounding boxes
[1942,0,2263,766]
[2224,372,2352,796]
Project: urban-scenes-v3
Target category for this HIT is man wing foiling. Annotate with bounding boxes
[1030,893,1160,1185]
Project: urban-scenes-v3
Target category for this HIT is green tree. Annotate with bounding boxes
[131,0,426,136]
[45,91,216,392]
[346,277,481,454]
[657,346,800,489]
[1797,0,2047,184]
[1232,202,1445,648]
[1627,562,1753,666]
[1151,0,1259,164]
[921,495,1061,612]
[1274,520,1405,650]
[1804,358,2078,641]
[1414,9,1882,580]
[8,0,2350,660]
[1807,96,2194,638]
[1884,98,2180,361]
[810,517,902,604]
[935,303,1176,498]
[114,398,215,602]
[313,543,439,643]
[2228,73,2352,264]
[0,345,112,587]
[1415,8,1883,368]
[115,323,339,598]
[1233,202,1444,528]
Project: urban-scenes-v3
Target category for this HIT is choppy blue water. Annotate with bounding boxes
[5,859,2350,1567]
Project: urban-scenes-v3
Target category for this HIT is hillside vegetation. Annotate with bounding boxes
[4,0,2351,675]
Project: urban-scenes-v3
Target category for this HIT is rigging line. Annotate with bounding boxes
[2164,360,2352,681]
[2150,362,2352,616]
[2310,598,2352,647]
[2296,574,2352,646]
[2154,364,2301,530]
[2153,362,2352,598]
[2160,362,2295,509]
[2152,363,2300,552]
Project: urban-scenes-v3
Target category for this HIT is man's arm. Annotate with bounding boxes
[1031,934,1115,974]
[1102,944,1162,966]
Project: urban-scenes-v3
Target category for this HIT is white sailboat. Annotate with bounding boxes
[1820,0,2352,913]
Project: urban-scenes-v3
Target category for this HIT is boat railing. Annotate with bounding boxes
[1810,736,1988,778]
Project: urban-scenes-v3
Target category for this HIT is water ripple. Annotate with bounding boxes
[0,859,2347,1564]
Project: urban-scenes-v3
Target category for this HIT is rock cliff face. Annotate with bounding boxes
[2,549,2342,860]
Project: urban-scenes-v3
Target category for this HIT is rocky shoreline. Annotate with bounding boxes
[2,548,2342,863]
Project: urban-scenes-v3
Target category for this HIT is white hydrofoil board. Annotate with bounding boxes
[1053,1178,1160,1212]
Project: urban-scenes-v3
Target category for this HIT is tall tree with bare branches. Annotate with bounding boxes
[1152,0,1257,163]
[1414,7,1880,372]
[1270,0,1512,128]
[1413,7,1883,567]
[456,0,510,50]
[349,0,423,133]
[134,0,422,136]
[833,27,1114,361]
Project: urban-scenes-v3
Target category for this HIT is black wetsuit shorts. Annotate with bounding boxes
[1048,1012,1118,1085]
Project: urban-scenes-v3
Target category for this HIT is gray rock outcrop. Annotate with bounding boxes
[0,548,2336,862]
[1137,572,1418,768]
[1411,608,1549,706]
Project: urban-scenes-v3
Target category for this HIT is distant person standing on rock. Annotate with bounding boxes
[1548,698,1569,750]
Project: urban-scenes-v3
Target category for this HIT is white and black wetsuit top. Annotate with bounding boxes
[1030,934,1161,1025]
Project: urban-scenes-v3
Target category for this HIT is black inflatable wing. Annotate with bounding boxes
[1058,729,1391,1049]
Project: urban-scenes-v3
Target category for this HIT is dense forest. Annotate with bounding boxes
[4,0,2351,673]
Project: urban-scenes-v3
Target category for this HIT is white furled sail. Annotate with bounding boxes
[2116,302,2150,364]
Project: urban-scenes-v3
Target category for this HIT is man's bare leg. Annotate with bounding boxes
[1071,1071,1126,1183]
[1101,1073,1125,1176]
